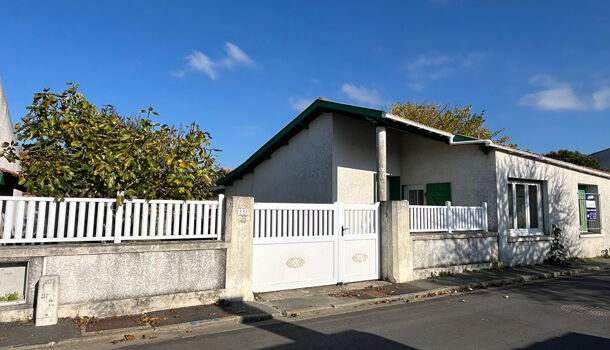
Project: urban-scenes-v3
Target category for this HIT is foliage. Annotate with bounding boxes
[390,100,513,145]
[544,225,569,266]
[602,248,610,259]
[0,292,20,302]
[544,149,608,171]
[0,83,219,202]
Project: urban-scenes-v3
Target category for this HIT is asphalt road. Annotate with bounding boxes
[115,271,610,350]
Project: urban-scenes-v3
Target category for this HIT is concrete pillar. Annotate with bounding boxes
[376,126,387,202]
[223,196,254,301]
[380,200,413,283]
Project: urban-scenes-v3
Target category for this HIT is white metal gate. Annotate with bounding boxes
[251,202,379,292]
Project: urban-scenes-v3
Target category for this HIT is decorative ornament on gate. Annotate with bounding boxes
[352,252,368,263]
[285,257,306,268]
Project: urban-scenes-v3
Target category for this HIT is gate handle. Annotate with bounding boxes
[341,226,348,236]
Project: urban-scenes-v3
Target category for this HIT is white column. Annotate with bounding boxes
[376,126,387,202]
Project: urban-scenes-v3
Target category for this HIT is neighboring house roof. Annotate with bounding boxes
[590,148,610,170]
[220,99,610,185]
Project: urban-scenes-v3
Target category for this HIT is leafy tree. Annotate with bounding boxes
[0,83,219,202]
[544,149,608,171]
[390,100,513,145]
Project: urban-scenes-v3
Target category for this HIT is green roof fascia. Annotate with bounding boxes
[0,171,4,186]
[453,134,480,142]
[218,99,384,185]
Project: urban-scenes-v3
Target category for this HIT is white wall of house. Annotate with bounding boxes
[332,113,402,204]
[0,75,21,173]
[495,150,610,265]
[400,134,499,231]
[225,112,334,203]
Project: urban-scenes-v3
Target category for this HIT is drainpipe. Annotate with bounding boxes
[376,126,387,202]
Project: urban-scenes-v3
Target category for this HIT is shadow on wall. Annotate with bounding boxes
[496,155,581,266]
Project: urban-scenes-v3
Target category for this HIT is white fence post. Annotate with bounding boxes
[482,201,488,232]
[217,194,225,240]
[114,202,123,244]
[445,201,453,233]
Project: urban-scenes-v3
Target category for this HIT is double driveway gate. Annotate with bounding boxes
[252,202,380,292]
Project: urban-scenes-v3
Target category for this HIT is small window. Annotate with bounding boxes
[404,185,425,205]
[508,180,543,235]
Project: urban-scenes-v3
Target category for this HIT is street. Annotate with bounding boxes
[89,271,610,350]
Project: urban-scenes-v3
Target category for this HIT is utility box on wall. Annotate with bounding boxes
[0,262,27,304]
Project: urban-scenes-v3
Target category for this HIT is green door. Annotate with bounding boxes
[426,183,451,205]
[389,176,401,201]
[578,186,588,232]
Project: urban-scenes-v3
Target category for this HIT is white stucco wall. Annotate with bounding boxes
[0,75,21,173]
[225,112,334,203]
[332,114,401,204]
[399,133,499,231]
[495,150,610,265]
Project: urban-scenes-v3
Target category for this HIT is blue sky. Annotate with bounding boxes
[1,1,609,168]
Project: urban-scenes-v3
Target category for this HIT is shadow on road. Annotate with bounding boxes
[517,332,610,350]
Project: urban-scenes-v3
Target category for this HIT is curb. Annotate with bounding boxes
[2,264,608,349]
[270,264,610,317]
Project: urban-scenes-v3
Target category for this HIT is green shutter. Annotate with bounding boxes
[578,187,588,232]
[426,183,451,205]
[0,172,4,186]
[389,176,401,200]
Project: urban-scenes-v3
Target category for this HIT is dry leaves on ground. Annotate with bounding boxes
[328,291,360,297]
[136,316,168,326]
[111,334,136,344]
[69,316,99,327]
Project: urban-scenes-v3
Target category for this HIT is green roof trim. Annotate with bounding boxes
[218,99,384,185]
[453,134,480,142]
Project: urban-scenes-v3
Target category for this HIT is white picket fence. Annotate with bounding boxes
[410,201,488,233]
[0,195,224,244]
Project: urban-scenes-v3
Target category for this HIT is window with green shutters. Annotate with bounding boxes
[425,183,451,205]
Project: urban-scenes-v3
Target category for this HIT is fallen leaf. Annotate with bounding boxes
[290,312,301,317]
[173,315,181,318]
[504,295,510,299]
[272,305,280,309]
[0,337,7,341]
[124,335,135,341]
[209,312,217,316]
[141,333,150,339]
[96,331,103,335]
[111,339,123,344]
[461,299,468,303]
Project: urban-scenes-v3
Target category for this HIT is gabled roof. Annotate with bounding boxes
[219,99,457,185]
[220,99,610,186]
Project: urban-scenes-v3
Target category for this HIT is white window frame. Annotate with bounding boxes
[404,185,425,205]
[508,180,544,235]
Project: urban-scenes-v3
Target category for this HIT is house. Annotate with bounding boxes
[220,99,610,265]
[590,148,610,170]
[0,75,22,196]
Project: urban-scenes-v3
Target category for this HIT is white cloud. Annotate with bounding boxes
[341,83,383,106]
[406,52,487,89]
[518,74,585,111]
[593,88,610,111]
[174,42,254,79]
[289,97,314,111]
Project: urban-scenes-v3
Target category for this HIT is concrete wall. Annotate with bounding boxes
[333,114,402,204]
[0,242,228,322]
[495,150,610,265]
[411,232,499,279]
[225,112,334,203]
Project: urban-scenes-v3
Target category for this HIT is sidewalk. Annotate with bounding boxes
[1,258,609,349]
